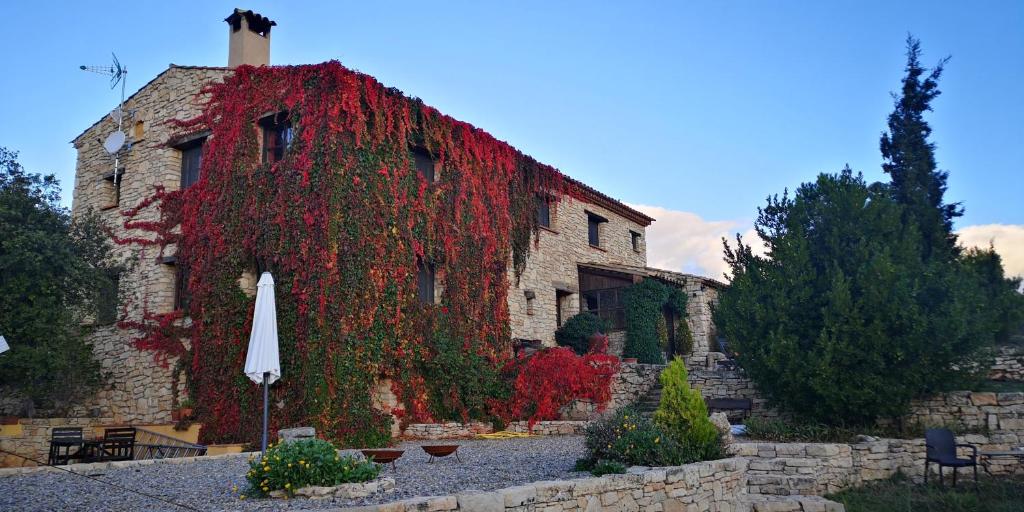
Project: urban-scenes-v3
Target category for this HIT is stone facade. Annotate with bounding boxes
[562,362,665,420]
[990,346,1024,382]
[507,196,649,345]
[62,65,230,426]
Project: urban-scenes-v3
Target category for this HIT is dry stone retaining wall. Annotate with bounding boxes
[901,391,1024,432]
[402,421,588,439]
[734,433,1024,497]
[990,346,1024,382]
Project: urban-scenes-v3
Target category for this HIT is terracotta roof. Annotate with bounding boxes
[579,262,727,289]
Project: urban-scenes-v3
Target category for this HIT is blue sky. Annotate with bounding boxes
[2,1,1021,276]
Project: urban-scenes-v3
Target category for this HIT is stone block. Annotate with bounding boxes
[278,426,315,443]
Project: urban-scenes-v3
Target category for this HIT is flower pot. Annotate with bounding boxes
[623,358,638,364]
[178,407,193,419]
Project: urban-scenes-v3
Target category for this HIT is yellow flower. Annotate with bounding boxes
[231,485,238,493]
[285,483,291,489]
[299,460,304,465]
[262,486,269,492]
[655,437,660,444]
[288,463,293,468]
[264,466,270,472]
[239,495,246,500]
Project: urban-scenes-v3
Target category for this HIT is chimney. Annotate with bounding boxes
[225,8,276,68]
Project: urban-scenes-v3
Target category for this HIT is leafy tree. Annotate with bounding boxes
[0,147,113,415]
[716,170,994,425]
[961,246,1024,345]
[555,312,609,355]
[880,36,959,260]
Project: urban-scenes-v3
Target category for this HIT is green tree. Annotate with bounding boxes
[0,147,112,415]
[653,357,721,460]
[961,246,1024,345]
[880,36,959,260]
[555,312,609,355]
[716,170,994,425]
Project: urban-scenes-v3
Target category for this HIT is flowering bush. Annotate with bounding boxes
[505,347,619,427]
[581,408,685,470]
[244,439,379,498]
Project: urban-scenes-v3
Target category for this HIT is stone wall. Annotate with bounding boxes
[688,366,779,420]
[66,65,230,425]
[901,391,1024,432]
[401,420,589,439]
[507,196,648,345]
[341,458,752,512]
[561,362,665,420]
[990,346,1024,382]
[735,434,1024,497]
[0,418,114,468]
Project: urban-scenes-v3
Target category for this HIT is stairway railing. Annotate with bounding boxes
[133,427,207,460]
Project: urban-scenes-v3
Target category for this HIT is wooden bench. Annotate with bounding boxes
[706,398,753,421]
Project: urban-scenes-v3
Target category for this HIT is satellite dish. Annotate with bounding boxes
[109,107,125,124]
[103,131,126,155]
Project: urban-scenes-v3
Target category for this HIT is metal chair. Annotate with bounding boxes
[925,428,978,488]
[47,427,83,466]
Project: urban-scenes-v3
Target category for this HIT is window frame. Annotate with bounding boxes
[630,230,643,252]
[586,211,608,248]
[416,259,436,305]
[178,138,205,189]
[412,147,436,183]
[261,112,294,164]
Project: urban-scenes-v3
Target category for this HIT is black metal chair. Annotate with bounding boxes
[90,427,136,462]
[925,428,978,488]
[47,427,84,466]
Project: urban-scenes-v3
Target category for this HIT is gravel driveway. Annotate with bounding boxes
[0,436,586,511]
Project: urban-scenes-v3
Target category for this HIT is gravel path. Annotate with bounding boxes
[0,436,587,511]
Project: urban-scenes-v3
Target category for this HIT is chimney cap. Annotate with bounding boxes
[225,8,276,36]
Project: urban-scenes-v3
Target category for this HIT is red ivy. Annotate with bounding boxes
[507,347,619,427]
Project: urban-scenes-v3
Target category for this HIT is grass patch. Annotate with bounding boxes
[743,417,987,443]
[828,474,1024,512]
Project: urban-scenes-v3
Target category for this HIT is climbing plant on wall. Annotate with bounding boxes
[116,61,594,445]
[623,279,691,364]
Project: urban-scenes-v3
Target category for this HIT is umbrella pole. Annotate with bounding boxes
[262,372,269,455]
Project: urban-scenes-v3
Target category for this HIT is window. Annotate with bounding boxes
[101,167,125,208]
[524,290,536,316]
[416,260,435,304]
[179,141,203,188]
[412,148,435,182]
[96,270,120,324]
[586,212,607,247]
[536,196,552,228]
[579,268,633,330]
[133,120,145,141]
[630,230,642,252]
[175,265,191,311]
[262,113,293,164]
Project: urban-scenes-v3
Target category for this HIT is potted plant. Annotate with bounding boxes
[172,398,195,421]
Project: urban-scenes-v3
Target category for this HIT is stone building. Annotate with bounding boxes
[57,9,722,427]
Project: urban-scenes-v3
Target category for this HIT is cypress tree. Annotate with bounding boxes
[880,36,960,259]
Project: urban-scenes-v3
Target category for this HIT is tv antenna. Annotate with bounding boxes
[80,53,130,201]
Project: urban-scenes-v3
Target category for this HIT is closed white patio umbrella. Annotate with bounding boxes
[244,272,281,454]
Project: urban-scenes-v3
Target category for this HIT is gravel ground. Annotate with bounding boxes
[0,436,587,512]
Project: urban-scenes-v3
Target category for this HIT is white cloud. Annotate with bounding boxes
[957,224,1024,279]
[627,203,754,281]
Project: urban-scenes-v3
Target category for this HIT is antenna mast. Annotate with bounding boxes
[80,53,129,202]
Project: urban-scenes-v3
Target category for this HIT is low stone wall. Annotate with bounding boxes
[340,458,753,512]
[903,391,1024,432]
[990,346,1024,382]
[402,421,588,439]
[0,418,114,468]
[734,433,1024,496]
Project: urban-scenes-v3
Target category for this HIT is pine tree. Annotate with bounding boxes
[880,36,960,259]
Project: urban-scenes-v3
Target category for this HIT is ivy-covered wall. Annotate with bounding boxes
[114,61,605,445]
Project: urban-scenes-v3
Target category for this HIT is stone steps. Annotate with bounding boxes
[634,384,663,416]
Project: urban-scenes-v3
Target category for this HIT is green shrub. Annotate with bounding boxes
[244,439,380,498]
[653,357,722,461]
[590,459,628,476]
[582,408,693,469]
[555,313,609,355]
